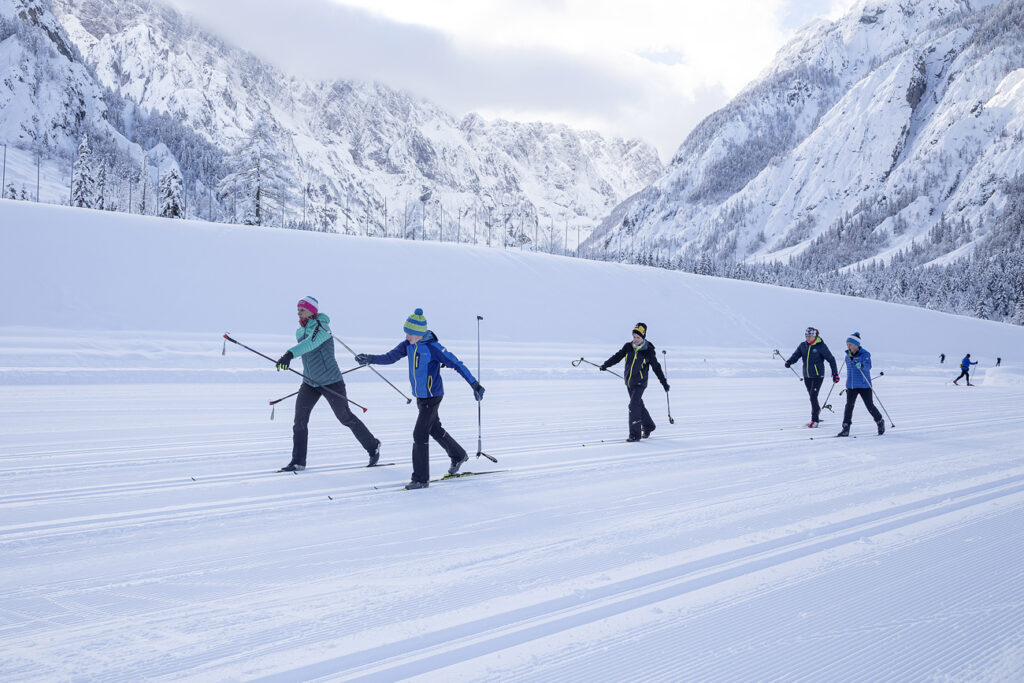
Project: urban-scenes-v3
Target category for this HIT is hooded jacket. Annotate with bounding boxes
[370,331,476,399]
[786,337,839,379]
[287,313,342,387]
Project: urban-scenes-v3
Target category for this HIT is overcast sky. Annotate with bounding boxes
[162,0,857,160]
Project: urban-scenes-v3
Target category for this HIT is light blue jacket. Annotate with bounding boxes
[288,314,342,387]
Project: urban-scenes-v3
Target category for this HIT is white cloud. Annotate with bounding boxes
[161,0,858,159]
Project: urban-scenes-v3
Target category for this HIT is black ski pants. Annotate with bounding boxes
[954,369,971,384]
[291,381,376,466]
[804,377,824,422]
[628,385,656,439]
[411,396,468,484]
[842,388,883,426]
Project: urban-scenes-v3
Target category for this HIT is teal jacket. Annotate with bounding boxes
[288,314,342,387]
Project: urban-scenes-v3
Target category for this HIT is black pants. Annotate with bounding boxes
[804,377,824,422]
[411,396,468,483]
[954,369,970,383]
[628,385,655,439]
[842,388,883,426]
[291,381,376,466]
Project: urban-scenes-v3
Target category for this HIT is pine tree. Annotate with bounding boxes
[95,161,107,211]
[217,114,295,226]
[71,135,95,208]
[5,183,16,200]
[159,166,184,218]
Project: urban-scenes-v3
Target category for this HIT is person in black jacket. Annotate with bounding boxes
[785,326,840,428]
[600,322,669,442]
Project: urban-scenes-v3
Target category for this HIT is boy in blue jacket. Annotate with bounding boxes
[837,332,885,437]
[356,308,485,490]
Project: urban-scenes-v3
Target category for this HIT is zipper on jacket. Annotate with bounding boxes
[413,343,419,397]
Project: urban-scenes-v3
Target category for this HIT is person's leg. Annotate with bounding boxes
[291,383,321,467]
[411,397,442,483]
[321,381,378,453]
[838,390,856,436]
[860,388,883,423]
[627,388,645,441]
[427,402,469,472]
[805,377,823,423]
[965,370,972,386]
[954,370,966,384]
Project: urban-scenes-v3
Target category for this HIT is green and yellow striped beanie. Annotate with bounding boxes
[404,308,428,336]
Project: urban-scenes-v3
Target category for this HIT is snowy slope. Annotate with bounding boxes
[3,199,1024,679]
[591,0,1024,270]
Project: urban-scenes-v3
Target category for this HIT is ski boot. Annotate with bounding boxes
[642,425,656,439]
[368,439,381,467]
[625,435,642,443]
[836,423,851,437]
[808,421,819,429]
[404,480,429,490]
[876,419,885,436]
[278,463,306,472]
[447,452,469,476]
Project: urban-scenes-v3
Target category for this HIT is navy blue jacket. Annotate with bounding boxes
[369,331,476,399]
[845,347,874,389]
[603,340,667,391]
[786,338,839,379]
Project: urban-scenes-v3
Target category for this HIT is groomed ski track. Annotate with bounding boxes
[3,374,1024,681]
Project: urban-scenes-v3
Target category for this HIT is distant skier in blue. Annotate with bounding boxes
[356,308,485,490]
[837,332,885,437]
[954,354,978,386]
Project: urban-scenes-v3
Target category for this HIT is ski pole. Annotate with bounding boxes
[268,364,367,419]
[332,334,412,404]
[572,357,623,379]
[854,363,894,427]
[475,315,497,462]
[223,333,368,412]
[662,349,674,425]
[820,364,845,413]
[838,372,884,395]
[773,349,802,380]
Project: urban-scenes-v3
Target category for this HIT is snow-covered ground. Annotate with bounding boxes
[3,199,1024,680]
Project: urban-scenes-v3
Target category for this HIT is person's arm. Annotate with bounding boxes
[785,344,803,367]
[364,340,408,365]
[822,343,839,378]
[288,317,331,357]
[648,347,668,388]
[431,342,477,385]
[601,344,629,370]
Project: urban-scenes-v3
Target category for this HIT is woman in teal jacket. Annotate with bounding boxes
[356,308,484,489]
[275,296,379,472]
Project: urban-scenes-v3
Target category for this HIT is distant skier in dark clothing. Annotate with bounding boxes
[785,326,840,428]
[954,354,978,386]
[997,357,1001,367]
[600,323,669,442]
[355,308,484,490]
[276,296,380,472]
[940,353,945,363]
[837,332,885,437]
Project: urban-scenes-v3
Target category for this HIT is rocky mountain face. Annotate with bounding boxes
[1,0,663,240]
[589,0,1023,275]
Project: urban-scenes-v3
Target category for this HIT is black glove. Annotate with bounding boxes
[276,351,293,371]
[471,382,485,401]
[784,361,791,368]
[662,382,670,392]
[354,353,371,365]
[599,364,609,371]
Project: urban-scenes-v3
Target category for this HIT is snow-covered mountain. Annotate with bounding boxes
[590,0,1024,272]
[0,0,663,238]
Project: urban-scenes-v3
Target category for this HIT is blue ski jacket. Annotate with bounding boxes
[844,347,874,389]
[369,331,476,399]
[961,355,977,370]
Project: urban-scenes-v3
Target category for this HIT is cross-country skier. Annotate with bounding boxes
[275,296,380,472]
[355,308,484,490]
[785,326,840,428]
[940,353,945,363]
[599,323,669,442]
[997,357,1001,367]
[836,332,885,437]
[954,354,978,386]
